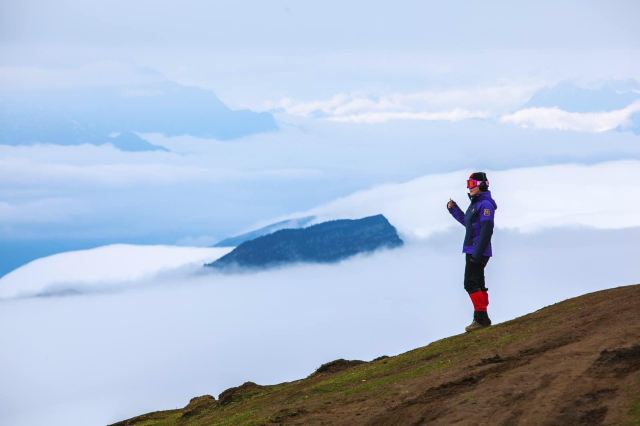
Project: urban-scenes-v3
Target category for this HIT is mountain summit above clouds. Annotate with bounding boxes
[207,214,403,270]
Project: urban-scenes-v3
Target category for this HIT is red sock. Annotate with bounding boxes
[469,291,487,312]
[482,291,489,308]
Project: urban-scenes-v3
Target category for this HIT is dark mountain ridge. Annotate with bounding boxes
[207,214,403,270]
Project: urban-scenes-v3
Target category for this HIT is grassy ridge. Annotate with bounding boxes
[112,284,640,425]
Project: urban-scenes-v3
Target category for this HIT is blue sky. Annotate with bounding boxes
[6,1,638,48]
[3,0,640,103]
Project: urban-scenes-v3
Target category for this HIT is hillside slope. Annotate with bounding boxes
[112,284,640,425]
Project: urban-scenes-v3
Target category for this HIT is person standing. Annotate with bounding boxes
[447,172,497,332]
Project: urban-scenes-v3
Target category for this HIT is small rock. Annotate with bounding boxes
[218,381,263,405]
[181,395,217,418]
[372,355,389,362]
[311,358,366,376]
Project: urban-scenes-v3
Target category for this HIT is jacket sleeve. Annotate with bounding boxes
[472,201,495,259]
[447,202,465,226]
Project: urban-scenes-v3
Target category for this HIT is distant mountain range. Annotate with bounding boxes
[0,81,278,151]
[207,214,403,270]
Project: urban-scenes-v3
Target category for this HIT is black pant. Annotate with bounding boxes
[464,254,489,294]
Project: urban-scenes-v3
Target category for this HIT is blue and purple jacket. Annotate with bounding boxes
[447,190,497,259]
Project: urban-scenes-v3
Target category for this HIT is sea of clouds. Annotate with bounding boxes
[1,160,638,425]
[0,228,637,425]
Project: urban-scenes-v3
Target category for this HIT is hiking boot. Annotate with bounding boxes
[465,320,486,332]
[465,311,492,332]
[476,311,492,327]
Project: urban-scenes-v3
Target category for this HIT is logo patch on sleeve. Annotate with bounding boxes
[483,208,491,216]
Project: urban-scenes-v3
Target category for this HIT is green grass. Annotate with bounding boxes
[203,409,267,426]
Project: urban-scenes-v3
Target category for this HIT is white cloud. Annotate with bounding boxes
[0,244,231,299]
[327,109,489,124]
[266,84,540,123]
[0,141,328,239]
[266,85,640,130]
[500,101,640,132]
[0,144,324,189]
[0,156,214,187]
[259,159,639,240]
[3,108,639,245]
